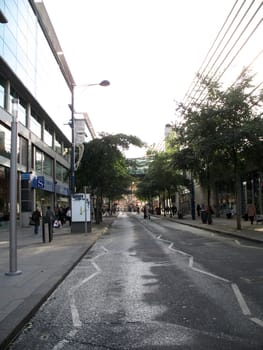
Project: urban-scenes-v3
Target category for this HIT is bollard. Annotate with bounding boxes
[48,222,53,242]
[42,219,46,243]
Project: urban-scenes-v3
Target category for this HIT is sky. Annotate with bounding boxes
[43,0,238,157]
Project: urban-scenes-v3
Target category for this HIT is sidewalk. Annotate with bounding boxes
[0,217,116,350]
[0,214,262,350]
[156,213,263,243]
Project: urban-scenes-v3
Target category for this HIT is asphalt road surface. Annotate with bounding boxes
[9,212,263,349]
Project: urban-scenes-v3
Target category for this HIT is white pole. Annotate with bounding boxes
[6,98,22,276]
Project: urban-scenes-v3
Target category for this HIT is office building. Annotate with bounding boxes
[0,0,76,226]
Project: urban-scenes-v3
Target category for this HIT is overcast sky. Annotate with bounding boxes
[43,0,243,157]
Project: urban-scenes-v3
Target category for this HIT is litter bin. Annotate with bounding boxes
[201,210,207,223]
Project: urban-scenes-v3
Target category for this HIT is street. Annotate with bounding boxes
[9,212,263,349]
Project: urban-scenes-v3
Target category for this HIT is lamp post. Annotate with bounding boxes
[6,98,22,276]
[70,80,110,194]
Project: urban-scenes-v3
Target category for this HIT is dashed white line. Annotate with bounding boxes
[231,283,251,316]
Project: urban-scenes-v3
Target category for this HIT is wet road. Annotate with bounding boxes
[10,212,263,349]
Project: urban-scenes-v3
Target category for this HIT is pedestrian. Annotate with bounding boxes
[32,207,41,234]
[206,205,214,225]
[171,205,177,216]
[247,202,256,224]
[45,206,55,224]
[143,205,150,219]
[66,207,71,225]
[196,203,201,216]
[57,207,65,225]
[45,206,55,239]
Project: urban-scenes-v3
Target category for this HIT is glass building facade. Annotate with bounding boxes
[0,0,74,226]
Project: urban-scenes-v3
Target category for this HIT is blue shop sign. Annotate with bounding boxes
[32,176,69,195]
[21,172,31,180]
[32,176,45,189]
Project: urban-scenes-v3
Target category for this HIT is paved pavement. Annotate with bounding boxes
[0,213,262,349]
[0,217,115,350]
[163,213,263,243]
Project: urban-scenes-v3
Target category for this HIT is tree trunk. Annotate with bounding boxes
[215,182,220,218]
[95,194,103,224]
[235,171,242,230]
[207,164,211,207]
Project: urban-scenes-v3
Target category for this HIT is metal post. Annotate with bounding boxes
[84,186,87,233]
[6,98,22,276]
[71,86,75,194]
[191,175,195,220]
[258,176,262,215]
[41,198,46,243]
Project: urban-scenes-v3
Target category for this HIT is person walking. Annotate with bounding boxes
[32,207,41,234]
[66,207,72,226]
[196,203,201,216]
[143,204,150,219]
[247,202,256,224]
[45,206,55,240]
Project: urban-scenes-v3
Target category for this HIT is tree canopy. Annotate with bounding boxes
[75,133,144,201]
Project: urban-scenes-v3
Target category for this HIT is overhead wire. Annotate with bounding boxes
[183,0,244,106]
[183,0,263,110]
[181,0,240,104]
[194,1,262,106]
[199,15,263,105]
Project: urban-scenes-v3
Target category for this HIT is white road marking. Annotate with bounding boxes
[250,317,263,327]
[52,246,107,349]
[192,266,230,282]
[52,339,69,349]
[142,219,263,327]
[52,329,78,350]
[168,243,230,282]
[156,235,173,244]
[70,297,82,328]
[231,283,251,316]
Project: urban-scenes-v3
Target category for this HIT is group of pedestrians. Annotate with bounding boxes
[196,202,258,225]
[31,205,72,235]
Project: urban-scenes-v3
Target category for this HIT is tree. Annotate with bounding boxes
[175,70,263,229]
[75,133,144,223]
[136,151,186,210]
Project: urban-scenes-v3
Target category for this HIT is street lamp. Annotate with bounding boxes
[6,98,22,276]
[70,80,110,194]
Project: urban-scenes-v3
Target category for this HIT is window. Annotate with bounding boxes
[63,146,70,162]
[0,123,11,159]
[34,147,53,177]
[18,136,28,167]
[30,113,41,138]
[17,100,26,126]
[0,82,4,108]
[55,137,62,155]
[56,162,68,182]
[43,153,53,177]
[35,148,42,172]
[44,127,52,148]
